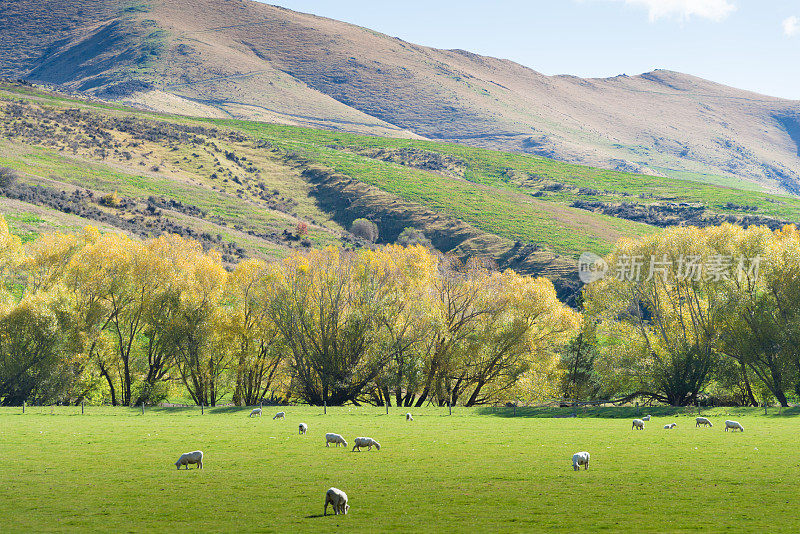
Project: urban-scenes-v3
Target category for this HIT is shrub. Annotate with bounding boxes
[351,218,379,242]
[100,191,121,207]
[396,227,433,248]
[0,166,19,188]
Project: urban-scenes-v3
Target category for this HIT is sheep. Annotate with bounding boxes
[324,487,349,515]
[249,408,262,417]
[642,415,651,421]
[695,417,713,428]
[725,420,744,432]
[299,423,308,435]
[572,451,590,471]
[352,437,381,452]
[663,423,677,429]
[632,419,644,430]
[174,450,203,470]
[273,411,285,420]
[406,413,413,421]
[325,433,348,447]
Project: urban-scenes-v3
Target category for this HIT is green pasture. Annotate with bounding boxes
[0,406,797,533]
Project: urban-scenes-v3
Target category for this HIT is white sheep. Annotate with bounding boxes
[324,487,349,515]
[325,433,348,447]
[572,451,590,471]
[724,420,744,432]
[406,413,413,421]
[352,437,381,451]
[174,450,203,470]
[299,423,308,435]
[663,423,677,429]
[695,417,713,428]
[632,419,644,430]
[642,415,651,421]
[249,408,262,417]
[273,411,285,420]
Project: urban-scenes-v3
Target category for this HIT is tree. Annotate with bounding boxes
[351,218,379,243]
[267,247,390,405]
[0,293,65,405]
[227,259,286,406]
[716,224,800,407]
[585,227,723,406]
[559,319,602,403]
[166,239,229,407]
[454,271,577,406]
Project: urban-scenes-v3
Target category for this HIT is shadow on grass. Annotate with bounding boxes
[304,514,326,519]
[475,405,800,419]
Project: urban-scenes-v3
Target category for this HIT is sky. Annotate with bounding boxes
[263,0,800,100]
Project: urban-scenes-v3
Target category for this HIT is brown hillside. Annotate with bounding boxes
[1,0,799,193]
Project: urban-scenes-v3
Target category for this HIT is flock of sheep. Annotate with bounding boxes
[174,408,749,514]
[174,408,416,515]
[572,415,746,471]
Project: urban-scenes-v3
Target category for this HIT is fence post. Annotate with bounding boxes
[81,401,84,415]
[201,403,204,415]
[260,401,263,412]
[448,400,452,416]
[386,403,388,415]
[513,404,516,417]
[22,401,25,414]
[324,401,327,415]
[635,402,639,416]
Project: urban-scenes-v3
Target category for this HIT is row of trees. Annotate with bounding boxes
[4,216,800,408]
[570,224,800,407]
[0,216,577,407]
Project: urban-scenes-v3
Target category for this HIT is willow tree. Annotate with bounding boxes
[226,259,286,406]
[267,247,391,406]
[166,238,229,407]
[364,245,438,407]
[585,226,724,406]
[715,224,800,406]
[453,271,578,406]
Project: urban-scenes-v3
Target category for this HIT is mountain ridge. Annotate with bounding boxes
[0,0,798,194]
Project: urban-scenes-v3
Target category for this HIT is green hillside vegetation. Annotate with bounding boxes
[1,81,799,292]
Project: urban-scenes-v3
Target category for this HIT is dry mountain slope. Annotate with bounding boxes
[1,0,799,193]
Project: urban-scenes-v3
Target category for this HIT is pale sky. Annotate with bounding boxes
[263,0,800,100]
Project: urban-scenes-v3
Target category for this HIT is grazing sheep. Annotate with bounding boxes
[696,417,713,428]
[249,408,262,417]
[632,419,644,430]
[572,451,590,471]
[406,413,413,421]
[352,437,381,451]
[725,420,744,432]
[325,433,348,447]
[174,450,203,470]
[642,415,651,421]
[273,411,285,420]
[299,423,308,435]
[663,423,677,429]
[324,487,349,515]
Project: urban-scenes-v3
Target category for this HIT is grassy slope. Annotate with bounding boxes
[0,407,797,533]
[2,84,800,263]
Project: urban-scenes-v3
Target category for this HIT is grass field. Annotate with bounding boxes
[0,406,797,533]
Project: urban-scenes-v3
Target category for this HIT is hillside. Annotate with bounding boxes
[1,0,798,195]
[3,82,800,304]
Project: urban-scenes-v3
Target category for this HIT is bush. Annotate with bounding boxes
[396,227,433,248]
[100,191,121,207]
[134,381,170,406]
[351,218,379,242]
[0,166,19,188]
